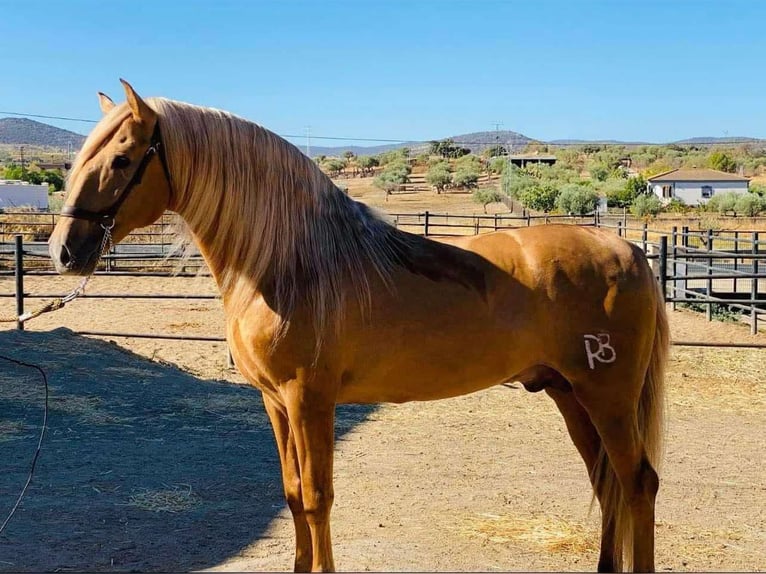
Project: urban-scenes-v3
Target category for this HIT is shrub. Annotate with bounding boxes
[706,192,738,215]
[472,188,505,213]
[519,183,560,213]
[489,157,507,175]
[426,164,452,193]
[555,184,599,215]
[735,193,765,216]
[664,197,689,214]
[453,168,480,189]
[630,193,662,217]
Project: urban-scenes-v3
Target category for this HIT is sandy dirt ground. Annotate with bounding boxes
[1,271,765,572]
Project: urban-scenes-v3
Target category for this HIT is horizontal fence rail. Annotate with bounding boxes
[2,210,765,346]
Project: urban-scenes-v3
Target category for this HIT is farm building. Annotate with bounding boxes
[647,168,749,206]
[0,180,49,210]
[508,152,557,168]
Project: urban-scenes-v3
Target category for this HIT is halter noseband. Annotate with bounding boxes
[60,121,171,228]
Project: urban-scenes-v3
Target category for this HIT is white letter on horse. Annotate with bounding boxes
[583,333,617,369]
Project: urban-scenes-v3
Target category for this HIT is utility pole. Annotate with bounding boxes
[19,146,26,174]
[492,122,503,153]
[305,125,311,158]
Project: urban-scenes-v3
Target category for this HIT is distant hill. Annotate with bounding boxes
[0,118,86,147]
[550,136,766,147]
[549,139,650,146]
[672,136,764,145]
[295,129,534,158]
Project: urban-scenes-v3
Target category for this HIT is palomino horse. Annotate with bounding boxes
[49,81,668,572]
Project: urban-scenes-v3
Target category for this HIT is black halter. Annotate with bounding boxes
[60,121,171,228]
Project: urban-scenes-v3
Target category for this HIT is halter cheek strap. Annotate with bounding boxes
[60,121,171,228]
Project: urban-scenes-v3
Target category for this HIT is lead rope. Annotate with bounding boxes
[2,222,113,325]
[0,354,49,536]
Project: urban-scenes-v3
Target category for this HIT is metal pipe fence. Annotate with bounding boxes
[2,209,765,346]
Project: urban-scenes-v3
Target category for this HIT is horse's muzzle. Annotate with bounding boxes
[48,223,103,276]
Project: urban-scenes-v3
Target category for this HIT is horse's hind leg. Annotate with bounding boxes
[577,390,659,573]
[264,396,313,572]
[546,387,618,572]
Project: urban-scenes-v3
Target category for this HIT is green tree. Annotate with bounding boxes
[426,163,452,193]
[706,191,740,214]
[708,151,737,173]
[555,184,599,215]
[41,170,65,191]
[489,157,507,175]
[590,165,611,182]
[630,194,662,217]
[357,155,379,176]
[472,188,505,213]
[453,168,480,190]
[735,193,765,216]
[749,183,765,197]
[322,158,346,177]
[519,183,560,213]
[605,175,645,208]
[429,138,470,159]
[501,167,535,199]
[373,160,411,200]
[3,164,24,179]
[482,144,507,158]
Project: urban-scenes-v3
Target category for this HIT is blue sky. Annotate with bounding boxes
[2,0,765,146]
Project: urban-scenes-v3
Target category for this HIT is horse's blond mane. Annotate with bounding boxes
[145,97,410,344]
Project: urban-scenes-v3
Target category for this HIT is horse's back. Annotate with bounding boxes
[450,224,650,288]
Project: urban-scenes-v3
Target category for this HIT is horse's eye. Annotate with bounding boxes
[112,155,131,169]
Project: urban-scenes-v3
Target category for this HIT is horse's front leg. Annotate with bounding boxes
[284,385,336,572]
[263,396,313,572]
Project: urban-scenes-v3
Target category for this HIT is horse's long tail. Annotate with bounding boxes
[593,284,669,570]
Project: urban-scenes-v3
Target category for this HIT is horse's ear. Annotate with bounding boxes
[119,79,155,124]
[97,92,115,115]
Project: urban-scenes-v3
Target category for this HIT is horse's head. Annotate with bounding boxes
[49,80,172,275]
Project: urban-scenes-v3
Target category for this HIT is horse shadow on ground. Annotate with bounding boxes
[0,328,376,572]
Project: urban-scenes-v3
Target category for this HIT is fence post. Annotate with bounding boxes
[494,213,498,232]
[659,236,668,304]
[526,213,531,227]
[642,222,648,253]
[227,347,235,369]
[733,230,739,294]
[15,234,24,331]
[682,225,689,249]
[423,211,430,237]
[617,220,623,238]
[671,226,678,311]
[706,229,714,322]
[622,206,627,230]
[752,231,759,335]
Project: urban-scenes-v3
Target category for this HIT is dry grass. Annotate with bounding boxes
[50,394,133,425]
[656,520,755,563]
[667,347,766,414]
[0,420,31,442]
[458,512,599,554]
[127,483,198,513]
[176,394,268,426]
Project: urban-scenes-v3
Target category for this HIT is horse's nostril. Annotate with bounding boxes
[59,244,73,268]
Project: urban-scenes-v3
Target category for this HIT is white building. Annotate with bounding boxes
[647,168,749,206]
[0,180,50,210]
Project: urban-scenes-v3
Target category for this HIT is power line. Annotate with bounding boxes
[1,110,763,148]
[0,110,98,124]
